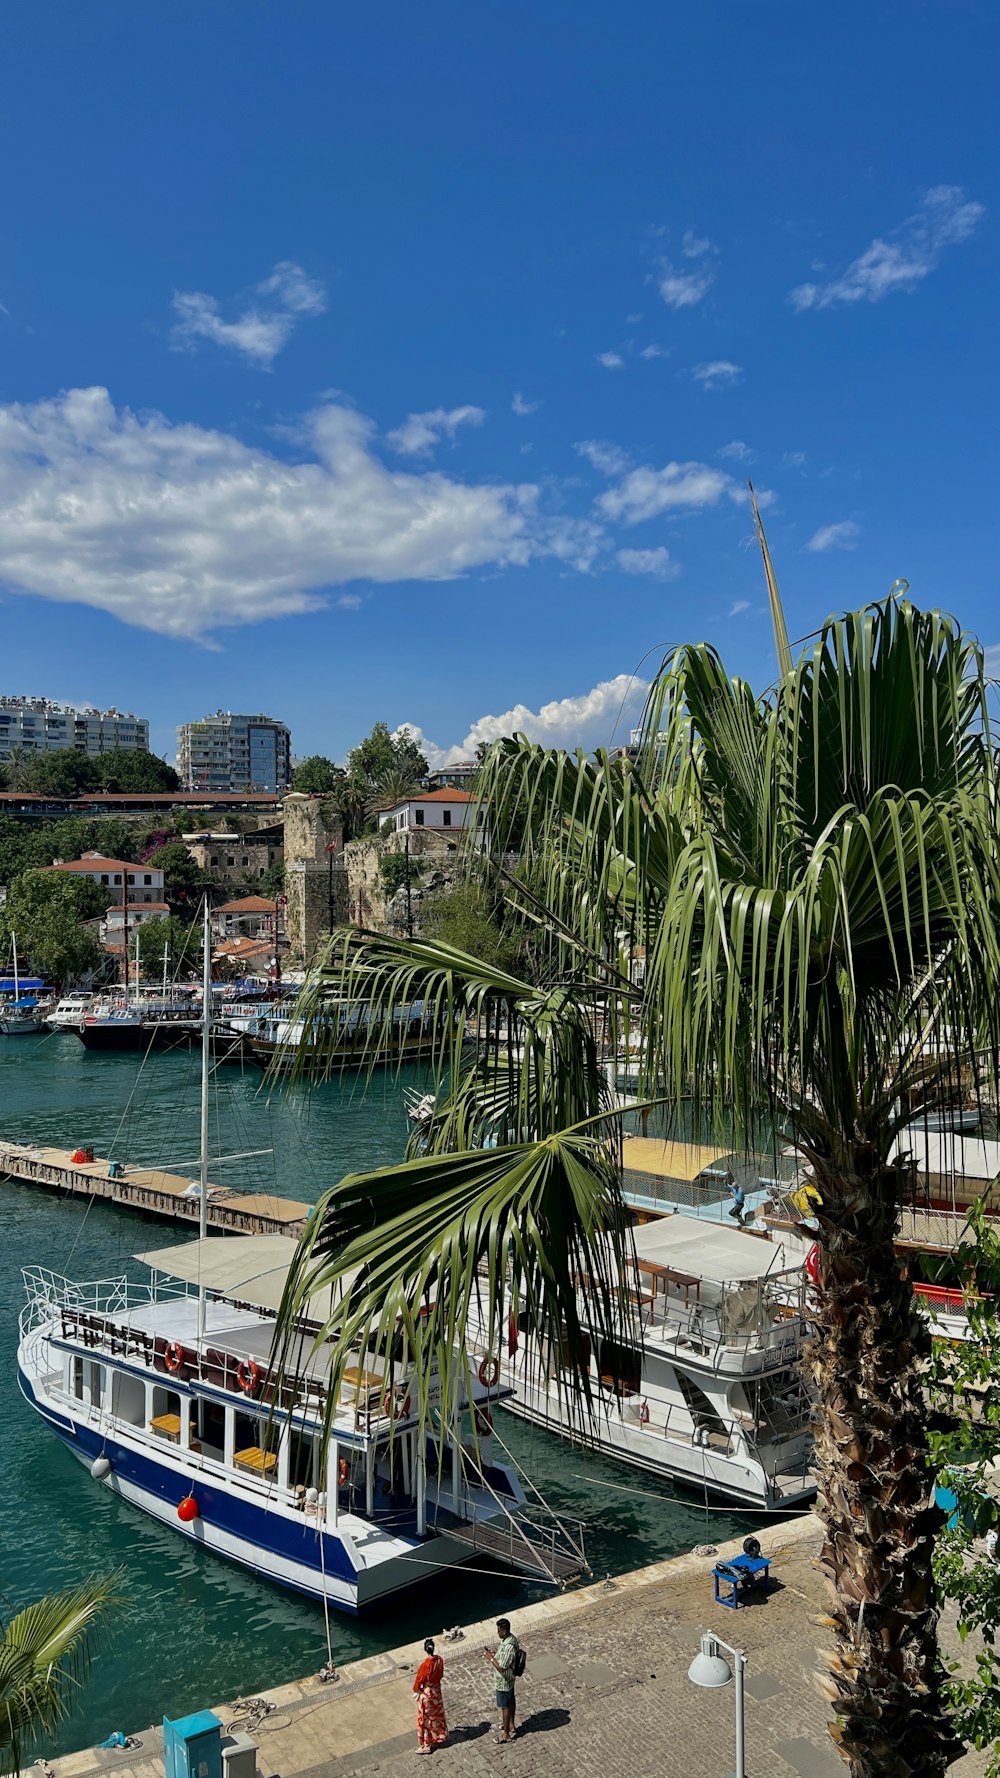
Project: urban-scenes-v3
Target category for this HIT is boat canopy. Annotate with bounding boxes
[135,1233,352,1324]
[631,1215,801,1283]
[622,1138,734,1181]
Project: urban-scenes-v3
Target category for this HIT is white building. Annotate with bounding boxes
[47,854,165,905]
[0,697,149,761]
[176,712,291,793]
[376,788,483,834]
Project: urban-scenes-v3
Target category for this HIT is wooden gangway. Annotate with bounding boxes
[0,1140,310,1237]
[447,1512,589,1586]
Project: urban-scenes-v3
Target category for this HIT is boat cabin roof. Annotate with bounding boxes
[136,1233,352,1323]
[631,1214,801,1284]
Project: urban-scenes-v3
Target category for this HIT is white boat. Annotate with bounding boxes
[466,1216,815,1511]
[18,901,586,1614]
[0,934,43,1034]
[46,991,96,1031]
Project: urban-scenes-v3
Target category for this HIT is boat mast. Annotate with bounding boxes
[197,894,211,1343]
[12,930,18,1000]
[122,872,130,1008]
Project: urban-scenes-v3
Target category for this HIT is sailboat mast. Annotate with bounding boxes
[197,895,211,1342]
[12,931,19,1000]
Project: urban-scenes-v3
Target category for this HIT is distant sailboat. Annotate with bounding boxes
[0,934,43,1035]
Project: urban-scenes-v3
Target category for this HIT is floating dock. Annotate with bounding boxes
[0,1140,311,1237]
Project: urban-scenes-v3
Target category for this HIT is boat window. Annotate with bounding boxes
[86,1361,105,1409]
[71,1355,84,1399]
[550,1328,592,1378]
[191,1398,226,1462]
[151,1384,182,1425]
[597,1339,641,1396]
[232,1410,278,1477]
[111,1371,146,1427]
[288,1429,318,1491]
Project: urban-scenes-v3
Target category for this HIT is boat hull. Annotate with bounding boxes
[16,1361,476,1614]
[78,1020,201,1053]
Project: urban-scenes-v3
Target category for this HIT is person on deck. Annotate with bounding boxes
[485,1617,521,1743]
[413,1637,448,1754]
[727,1181,747,1224]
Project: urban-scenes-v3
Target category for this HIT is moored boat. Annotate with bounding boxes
[466,1215,815,1510]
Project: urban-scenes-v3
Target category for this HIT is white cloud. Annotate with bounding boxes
[575,438,632,477]
[718,440,754,462]
[596,351,625,369]
[728,599,751,616]
[639,344,669,360]
[657,261,715,309]
[0,386,602,639]
[806,519,860,552]
[401,672,650,768]
[597,459,743,525]
[681,230,712,259]
[790,186,984,310]
[170,260,326,367]
[692,360,743,389]
[616,547,680,581]
[511,391,541,416]
[386,405,485,457]
[337,593,363,609]
[782,450,806,469]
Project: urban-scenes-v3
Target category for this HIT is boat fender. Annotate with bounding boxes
[177,1495,199,1522]
[805,1243,820,1285]
[237,1358,261,1396]
[478,1355,500,1389]
[90,1455,111,1480]
[639,1400,650,1426]
[164,1342,186,1375]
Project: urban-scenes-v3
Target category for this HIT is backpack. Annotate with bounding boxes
[513,1643,527,1678]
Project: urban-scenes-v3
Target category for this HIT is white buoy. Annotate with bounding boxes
[90,1456,111,1480]
[306,1486,319,1504]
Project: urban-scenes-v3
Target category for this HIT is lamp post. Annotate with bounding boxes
[687,1633,746,1778]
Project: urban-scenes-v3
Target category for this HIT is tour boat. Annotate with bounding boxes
[246,1002,441,1072]
[19,901,586,1612]
[0,936,44,1035]
[465,1216,815,1511]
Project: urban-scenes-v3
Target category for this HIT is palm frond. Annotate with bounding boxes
[0,1574,122,1775]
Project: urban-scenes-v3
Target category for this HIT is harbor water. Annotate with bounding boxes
[1,1033,752,1750]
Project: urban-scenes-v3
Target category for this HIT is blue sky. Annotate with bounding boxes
[1,1,996,765]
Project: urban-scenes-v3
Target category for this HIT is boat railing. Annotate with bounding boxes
[20,1266,191,1338]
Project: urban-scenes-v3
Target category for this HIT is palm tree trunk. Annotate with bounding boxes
[809,1153,961,1778]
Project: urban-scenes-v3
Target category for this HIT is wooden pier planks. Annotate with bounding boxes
[0,1140,310,1237]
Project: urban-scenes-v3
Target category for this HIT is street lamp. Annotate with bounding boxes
[687,1633,746,1778]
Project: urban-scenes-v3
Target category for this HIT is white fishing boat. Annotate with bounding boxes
[46,991,96,1031]
[18,903,586,1614]
[466,1216,815,1511]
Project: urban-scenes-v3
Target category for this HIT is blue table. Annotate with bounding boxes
[712,1552,770,1608]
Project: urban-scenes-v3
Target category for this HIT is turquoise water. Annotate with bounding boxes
[0,1034,750,1751]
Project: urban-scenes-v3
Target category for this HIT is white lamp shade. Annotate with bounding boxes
[688,1636,733,1689]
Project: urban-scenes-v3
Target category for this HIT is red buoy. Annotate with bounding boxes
[177,1495,199,1523]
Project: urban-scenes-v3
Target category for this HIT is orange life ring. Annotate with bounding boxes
[338,1457,349,1486]
[478,1355,500,1389]
[237,1358,261,1396]
[164,1341,186,1374]
[474,1406,494,1437]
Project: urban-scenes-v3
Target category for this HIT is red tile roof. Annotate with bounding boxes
[48,855,153,875]
[374,787,480,812]
[216,896,276,913]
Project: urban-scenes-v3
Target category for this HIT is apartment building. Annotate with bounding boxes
[0,697,149,761]
[176,712,291,793]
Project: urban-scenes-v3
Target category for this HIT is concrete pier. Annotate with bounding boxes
[0,1140,310,1236]
[49,1512,989,1778]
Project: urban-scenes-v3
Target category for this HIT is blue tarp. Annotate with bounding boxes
[0,977,48,991]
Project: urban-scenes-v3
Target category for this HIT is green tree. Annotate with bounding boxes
[136,915,199,982]
[337,722,429,838]
[275,591,1000,1778]
[96,750,180,792]
[146,841,210,906]
[292,755,341,795]
[1,874,104,984]
[260,857,285,899]
[422,880,519,972]
[0,1575,121,1775]
[2,746,30,790]
[20,751,101,798]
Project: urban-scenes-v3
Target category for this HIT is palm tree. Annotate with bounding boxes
[274,591,1000,1778]
[4,746,29,792]
[0,1575,121,1773]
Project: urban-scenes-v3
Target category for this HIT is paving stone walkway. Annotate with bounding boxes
[57,1514,989,1778]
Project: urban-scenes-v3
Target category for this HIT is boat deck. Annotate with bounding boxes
[0,1140,310,1235]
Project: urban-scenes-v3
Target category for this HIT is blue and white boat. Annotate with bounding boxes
[18,902,586,1613]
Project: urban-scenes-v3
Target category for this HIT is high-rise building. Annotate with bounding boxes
[176,712,292,793]
[0,697,149,761]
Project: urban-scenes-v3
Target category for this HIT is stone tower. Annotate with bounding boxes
[282,794,347,962]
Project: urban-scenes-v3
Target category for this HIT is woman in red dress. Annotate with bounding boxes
[413,1636,448,1753]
